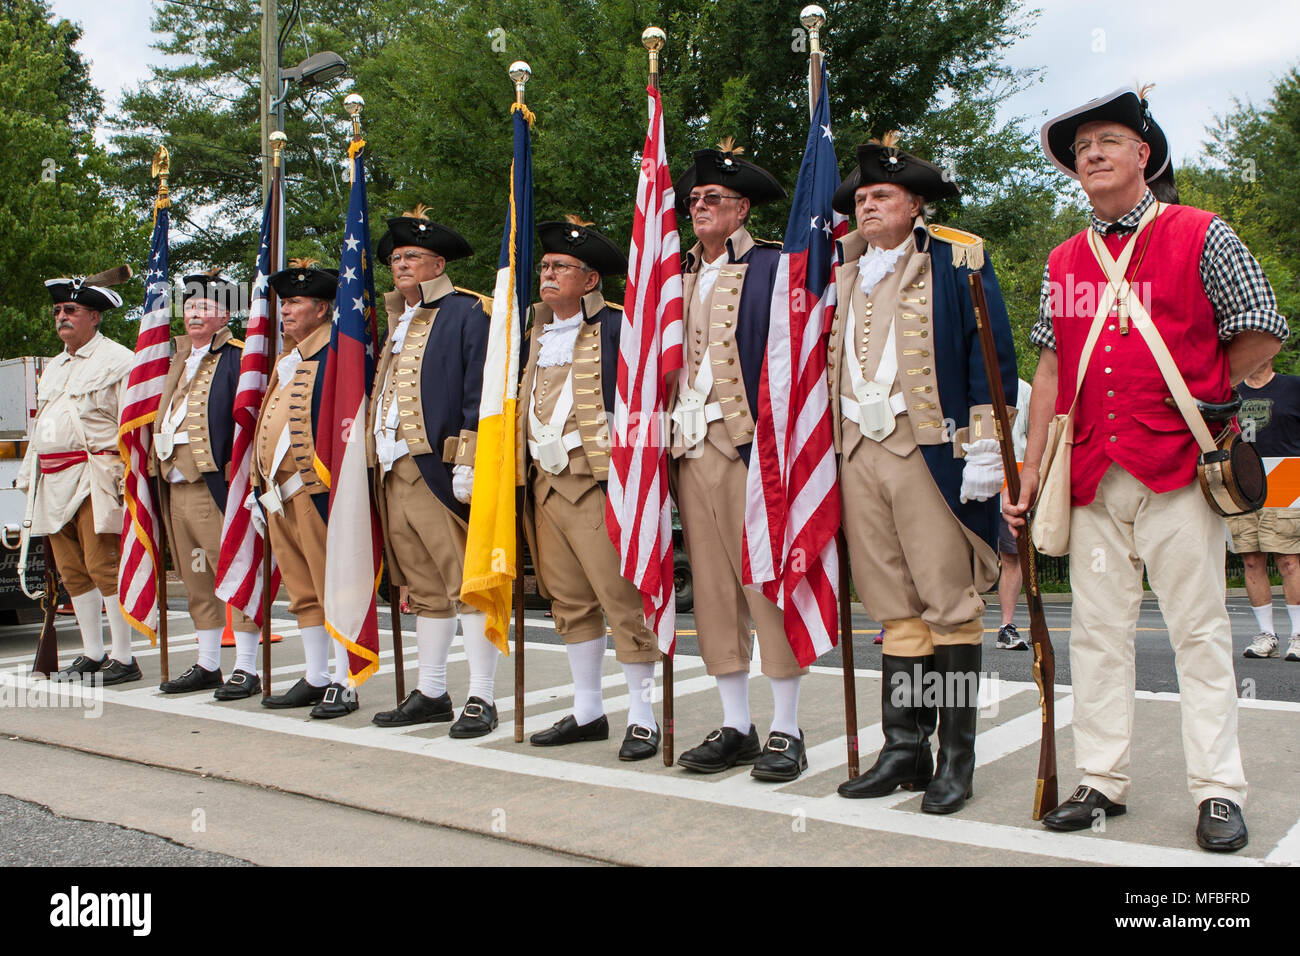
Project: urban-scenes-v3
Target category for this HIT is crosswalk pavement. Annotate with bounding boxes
[1,607,1297,867]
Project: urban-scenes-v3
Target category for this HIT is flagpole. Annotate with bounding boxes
[509,61,532,744]
[153,146,172,682]
[800,3,857,778]
[640,25,675,768]
[261,130,286,699]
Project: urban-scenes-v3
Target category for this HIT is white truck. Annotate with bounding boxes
[0,357,50,623]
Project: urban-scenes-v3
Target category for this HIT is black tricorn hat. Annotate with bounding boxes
[376,203,473,265]
[538,217,628,277]
[1041,85,1170,184]
[45,264,132,312]
[269,259,339,301]
[673,138,786,217]
[832,134,959,215]
[181,268,240,310]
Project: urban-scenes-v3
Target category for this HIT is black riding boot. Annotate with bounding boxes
[838,654,937,798]
[921,643,981,814]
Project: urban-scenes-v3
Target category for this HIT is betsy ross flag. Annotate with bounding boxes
[215,172,283,623]
[606,84,683,654]
[461,101,534,652]
[742,64,845,665]
[316,140,382,684]
[116,203,173,642]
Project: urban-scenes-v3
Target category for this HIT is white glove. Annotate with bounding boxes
[244,489,266,535]
[452,464,474,504]
[959,438,1004,504]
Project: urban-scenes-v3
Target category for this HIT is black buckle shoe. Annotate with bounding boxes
[1196,798,1248,852]
[530,713,609,747]
[751,730,808,782]
[310,683,359,719]
[618,724,661,761]
[100,658,143,686]
[677,725,761,773]
[160,664,222,694]
[448,696,498,738]
[213,669,261,701]
[372,690,454,727]
[56,654,108,679]
[1041,785,1127,832]
[261,677,329,709]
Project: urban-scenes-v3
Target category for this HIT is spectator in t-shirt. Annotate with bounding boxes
[1229,357,1300,662]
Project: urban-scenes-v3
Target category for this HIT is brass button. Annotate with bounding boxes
[1107,390,1115,397]
[1109,435,1117,442]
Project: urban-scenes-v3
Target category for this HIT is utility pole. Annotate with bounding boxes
[260,0,279,202]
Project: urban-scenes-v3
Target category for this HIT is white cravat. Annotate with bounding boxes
[537,311,584,368]
[695,251,729,302]
[857,236,911,298]
[389,300,419,355]
[182,341,211,385]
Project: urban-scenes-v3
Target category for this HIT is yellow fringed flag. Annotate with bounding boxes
[460,102,534,651]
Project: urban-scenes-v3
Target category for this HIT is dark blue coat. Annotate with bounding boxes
[410,289,489,521]
[201,337,242,513]
[917,236,1017,550]
[683,234,781,466]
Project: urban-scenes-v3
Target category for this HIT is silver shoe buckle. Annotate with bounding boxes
[631,725,653,741]
[1070,786,1092,802]
[463,703,484,718]
[1209,799,1231,822]
[322,686,339,704]
[766,735,791,753]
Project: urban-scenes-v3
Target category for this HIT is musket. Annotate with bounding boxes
[968,272,1058,819]
[32,537,60,677]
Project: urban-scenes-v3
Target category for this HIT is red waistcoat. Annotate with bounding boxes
[1048,204,1228,506]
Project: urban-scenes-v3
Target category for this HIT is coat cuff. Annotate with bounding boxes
[952,404,999,458]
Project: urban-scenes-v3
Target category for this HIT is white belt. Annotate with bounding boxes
[255,425,299,516]
[842,309,905,441]
[672,330,723,449]
[528,367,579,475]
[374,364,410,475]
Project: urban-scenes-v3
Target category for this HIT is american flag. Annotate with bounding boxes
[742,64,845,665]
[116,203,172,642]
[606,84,683,654]
[317,141,382,684]
[215,172,283,623]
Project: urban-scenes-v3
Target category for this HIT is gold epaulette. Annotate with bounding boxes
[605,302,624,311]
[927,223,985,271]
[454,286,493,311]
[751,236,783,249]
[228,337,245,348]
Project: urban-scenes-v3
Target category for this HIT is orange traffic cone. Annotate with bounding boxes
[220,604,283,646]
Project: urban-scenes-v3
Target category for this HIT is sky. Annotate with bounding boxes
[47,0,1300,168]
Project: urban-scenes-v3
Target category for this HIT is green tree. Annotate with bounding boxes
[0,0,148,356]
[105,0,1046,314]
[1187,69,1300,372]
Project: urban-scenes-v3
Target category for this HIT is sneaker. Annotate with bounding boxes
[996,623,1028,650]
[1286,636,1300,662]
[1243,632,1279,659]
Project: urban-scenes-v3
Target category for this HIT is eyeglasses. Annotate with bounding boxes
[536,261,586,277]
[51,304,87,316]
[390,251,438,264]
[687,192,744,208]
[1070,133,1143,158]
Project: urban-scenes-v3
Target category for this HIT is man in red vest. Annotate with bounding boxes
[1006,87,1288,852]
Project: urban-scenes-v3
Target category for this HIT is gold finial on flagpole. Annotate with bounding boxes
[344,93,364,141]
[642,26,665,78]
[509,61,531,105]
[270,130,287,168]
[151,145,171,213]
[801,5,826,56]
